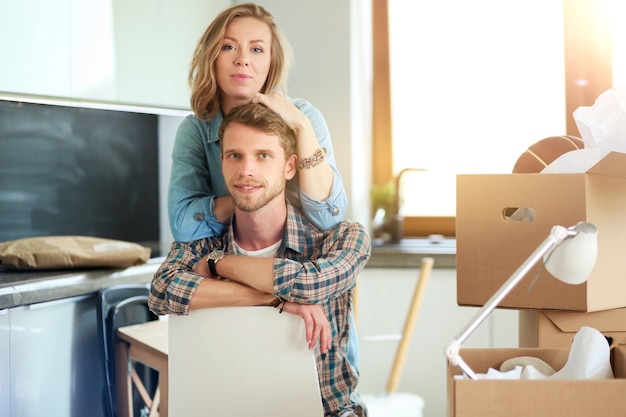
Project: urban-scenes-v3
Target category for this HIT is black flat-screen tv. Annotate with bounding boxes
[0,100,159,247]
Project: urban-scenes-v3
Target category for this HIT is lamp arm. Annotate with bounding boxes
[445,225,570,380]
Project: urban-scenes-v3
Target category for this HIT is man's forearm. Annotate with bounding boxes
[213,255,275,294]
[189,277,275,310]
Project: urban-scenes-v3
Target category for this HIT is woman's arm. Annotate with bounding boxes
[253,93,348,231]
[167,116,232,242]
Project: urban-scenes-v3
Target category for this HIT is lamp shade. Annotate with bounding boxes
[543,222,598,285]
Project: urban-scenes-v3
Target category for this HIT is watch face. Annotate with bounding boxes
[208,250,225,260]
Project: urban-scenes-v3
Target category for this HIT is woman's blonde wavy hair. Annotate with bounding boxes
[188,3,292,120]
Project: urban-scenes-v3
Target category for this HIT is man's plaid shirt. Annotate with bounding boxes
[150,200,371,416]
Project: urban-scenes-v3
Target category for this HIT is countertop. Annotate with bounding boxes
[368,237,456,269]
[0,257,165,309]
[0,237,456,310]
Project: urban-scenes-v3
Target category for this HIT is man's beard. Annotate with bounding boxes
[231,180,285,212]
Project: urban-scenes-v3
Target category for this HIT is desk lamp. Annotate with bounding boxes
[445,222,598,380]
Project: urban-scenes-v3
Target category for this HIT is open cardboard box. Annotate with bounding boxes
[456,151,626,312]
[519,309,626,348]
[447,345,626,417]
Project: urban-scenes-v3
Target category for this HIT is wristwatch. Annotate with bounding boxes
[207,250,227,277]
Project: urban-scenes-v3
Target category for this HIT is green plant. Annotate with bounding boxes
[370,181,396,212]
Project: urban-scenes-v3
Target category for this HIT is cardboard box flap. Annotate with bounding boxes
[543,309,626,333]
[586,151,626,178]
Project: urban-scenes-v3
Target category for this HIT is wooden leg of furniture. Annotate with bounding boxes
[115,342,134,417]
[160,367,168,417]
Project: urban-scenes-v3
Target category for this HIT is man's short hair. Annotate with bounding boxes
[219,103,296,158]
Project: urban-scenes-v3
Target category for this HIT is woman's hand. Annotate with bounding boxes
[251,90,333,201]
[281,301,332,354]
[252,91,307,133]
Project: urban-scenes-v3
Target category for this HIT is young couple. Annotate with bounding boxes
[150,3,370,416]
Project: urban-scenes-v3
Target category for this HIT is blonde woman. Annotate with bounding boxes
[169,2,346,242]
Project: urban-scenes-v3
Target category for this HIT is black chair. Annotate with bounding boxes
[96,283,159,417]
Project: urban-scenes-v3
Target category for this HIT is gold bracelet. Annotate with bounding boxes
[297,148,327,169]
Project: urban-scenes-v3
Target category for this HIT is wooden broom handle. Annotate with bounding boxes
[385,257,434,393]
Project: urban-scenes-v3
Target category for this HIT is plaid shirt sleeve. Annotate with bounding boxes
[273,218,371,304]
[148,239,219,315]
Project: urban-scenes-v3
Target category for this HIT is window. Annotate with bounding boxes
[373,0,617,237]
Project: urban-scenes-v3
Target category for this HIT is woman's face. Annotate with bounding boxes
[216,17,272,113]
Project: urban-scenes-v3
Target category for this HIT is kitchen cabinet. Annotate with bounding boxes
[8,295,105,417]
[1,0,229,109]
[357,267,519,417]
[0,0,72,98]
[0,259,160,417]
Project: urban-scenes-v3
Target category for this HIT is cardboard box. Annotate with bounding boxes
[447,346,626,417]
[519,309,626,348]
[456,151,626,312]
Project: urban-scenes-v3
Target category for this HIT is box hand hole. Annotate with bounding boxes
[503,207,537,222]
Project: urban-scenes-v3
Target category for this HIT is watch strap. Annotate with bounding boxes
[208,257,219,276]
[207,252,225,277]
[268,297,283,308]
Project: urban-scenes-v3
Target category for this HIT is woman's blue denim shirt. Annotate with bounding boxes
[168,97,348,242]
